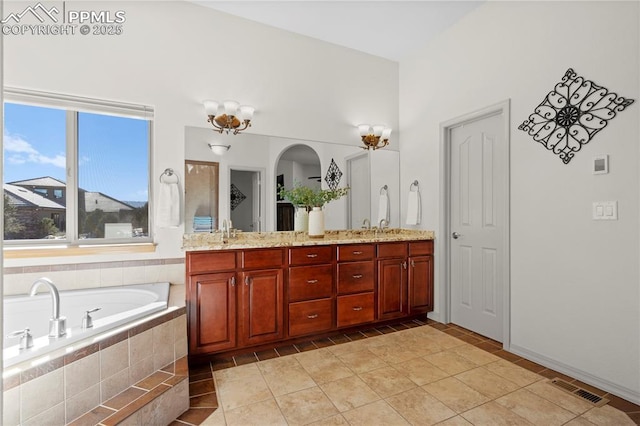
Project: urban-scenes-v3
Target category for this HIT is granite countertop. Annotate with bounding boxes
[182,229,435,251]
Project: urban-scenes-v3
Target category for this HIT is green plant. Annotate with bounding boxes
[278,181,349,208]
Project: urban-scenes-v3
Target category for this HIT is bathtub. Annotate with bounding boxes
[3,282,170,368]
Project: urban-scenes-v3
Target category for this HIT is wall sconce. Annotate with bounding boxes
[203,100,255,135]
[208,143,231,156]
[358,124,392,150]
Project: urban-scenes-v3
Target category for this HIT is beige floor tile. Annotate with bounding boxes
[258,356,316,396]
[368,343,421,364]
[214,364,273,411]
[386,387,456,425]
[224,399,287,426]
[358,366,417,398]
[434,416,473,425]
[336,349,388,374]
[424,351,478,375]
[295,349,354,384]
[449,344,502,365]
[392,357,450,386]
[306,413,350,425]
[455,367,520,399]
[525,380,594,415]
[484,359,544,387]
[200,407,227,426]
[422,377,489,413]
[563,417,598,426]
[275,386,339,425]
[342,400,410,426]
[326,341,363,357]
[320,375,381,412]
[461,401,534,425]
[398,334,446,357]
[423,331,466,350]
[580,405,637,426]
[496,388,575,425]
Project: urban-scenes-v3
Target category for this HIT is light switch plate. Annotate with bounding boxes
[593,201,618,220]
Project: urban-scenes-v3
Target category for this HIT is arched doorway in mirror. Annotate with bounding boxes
[275,144,321,231]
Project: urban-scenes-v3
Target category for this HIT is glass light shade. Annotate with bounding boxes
[381,127,392,139]
[203,100,219,116]
[372,125,385,137]
[358,124,371,136]
[209,144,230,156]
[239,105,255,121]
[223,100,240,116]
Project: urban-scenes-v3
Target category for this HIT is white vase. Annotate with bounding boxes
[294,207,308,232]
[308,206,325,238]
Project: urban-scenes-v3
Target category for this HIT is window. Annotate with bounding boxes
[3,88,153,246]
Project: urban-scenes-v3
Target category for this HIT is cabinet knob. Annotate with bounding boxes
[353,251,363,255]
[306,253,318,258]
[411,260,415,268]
[402,261,407,269]
[307,279,318,284]
[230,277,236,286]
[245,276,251,286]
[307,314,319,319]
[352,274,363,279]
[352,306,363,311]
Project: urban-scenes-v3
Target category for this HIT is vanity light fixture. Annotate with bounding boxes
[203,100,255,135]
[358,124,392,150]
[208,143,231,156]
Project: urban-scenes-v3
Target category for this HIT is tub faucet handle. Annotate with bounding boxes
[7,328,33,350]
[82,308,101,329]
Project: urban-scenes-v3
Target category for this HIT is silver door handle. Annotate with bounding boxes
[452,232,461,239]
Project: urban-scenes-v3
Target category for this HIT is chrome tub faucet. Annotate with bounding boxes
[29,277,66,338]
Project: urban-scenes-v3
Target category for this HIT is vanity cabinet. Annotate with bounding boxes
[186,238,433,359]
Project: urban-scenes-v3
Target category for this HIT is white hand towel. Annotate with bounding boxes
[406,190,421,225]
[157,174,180,228]
[377,193,389,224]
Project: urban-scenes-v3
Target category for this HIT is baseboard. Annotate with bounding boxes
[427,310,442,323]
[509,343,640,405]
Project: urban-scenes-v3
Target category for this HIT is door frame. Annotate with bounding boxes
[228,166,265,233]
[438,99,511,349]
[345,150,371,229]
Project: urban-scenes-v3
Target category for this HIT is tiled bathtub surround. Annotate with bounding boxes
[3,258,185,295]
[2,307,188,425]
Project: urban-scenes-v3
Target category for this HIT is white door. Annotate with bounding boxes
[450,111,505,342]
[346,152,370,229]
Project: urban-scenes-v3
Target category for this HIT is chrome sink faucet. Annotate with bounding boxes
[29,277,66,338]
[362,218,371,230]
[379,219,389,231]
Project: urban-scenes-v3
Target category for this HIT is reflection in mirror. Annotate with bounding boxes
[230,168,262,232]
[275,144,321,231]
[184,161,219,233]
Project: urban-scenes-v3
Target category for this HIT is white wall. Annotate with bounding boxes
[3,0,398,266]
[400,1,639,401]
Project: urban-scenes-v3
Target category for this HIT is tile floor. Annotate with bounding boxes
[173,319,640,426]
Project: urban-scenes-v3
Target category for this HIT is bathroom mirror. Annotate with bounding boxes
[184,125,400,232]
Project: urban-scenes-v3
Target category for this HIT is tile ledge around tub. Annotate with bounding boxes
[182,229,435,251]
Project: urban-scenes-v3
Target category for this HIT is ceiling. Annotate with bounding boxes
[188,1,484,62]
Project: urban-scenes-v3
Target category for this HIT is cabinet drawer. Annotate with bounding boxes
[288,265,333,302]
[409,241,434,256]
[289,299,333,337]
[241,248,285,269]
[337,261,374,294]
[187,251,236,274]
[337,292,374,328]
[337,244,374,262]
[377,242,408,258]
[289,246,333,265]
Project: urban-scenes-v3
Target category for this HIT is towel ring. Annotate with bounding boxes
[159,168,179,183]
[379,185,388,195]
[410,180,420,192]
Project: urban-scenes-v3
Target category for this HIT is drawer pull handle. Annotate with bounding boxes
[306,254,318,258]
[307,314,319,319]
[352,274,363,279]
[353,251,363,255]
[307,279,318,284]
[352,306,363,311]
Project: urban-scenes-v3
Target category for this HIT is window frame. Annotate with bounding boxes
[3,87,154,247]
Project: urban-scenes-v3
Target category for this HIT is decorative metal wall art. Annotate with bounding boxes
[230,183,246,210]
[324,158,342,190]
[518,68,634,164]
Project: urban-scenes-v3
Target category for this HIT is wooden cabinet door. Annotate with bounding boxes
[240,269,284,346]
[377,258,408,320]
[187,272,236,354]
[409,255,434,314]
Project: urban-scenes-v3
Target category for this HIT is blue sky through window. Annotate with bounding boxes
[3,103,149,203]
